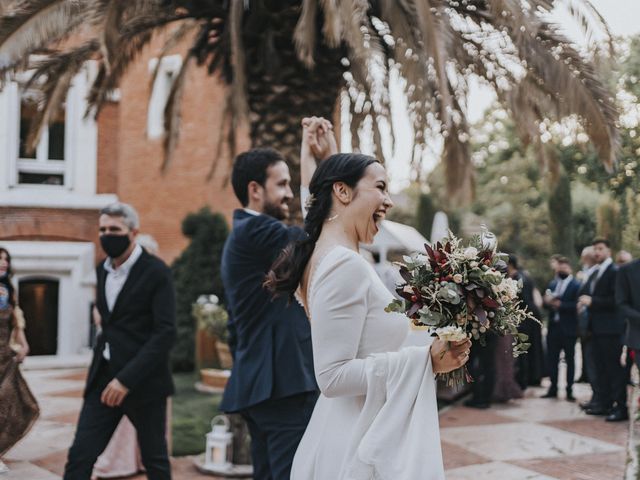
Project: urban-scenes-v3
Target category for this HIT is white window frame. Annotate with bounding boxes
[147,54,182,139]
[14,79,67,187]
[0,60,117,208]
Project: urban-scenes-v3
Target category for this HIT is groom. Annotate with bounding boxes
[221,119,334,479]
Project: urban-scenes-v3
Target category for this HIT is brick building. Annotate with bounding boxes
[0,33,242,359]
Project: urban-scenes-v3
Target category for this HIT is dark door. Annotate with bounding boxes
[18,278,59,355]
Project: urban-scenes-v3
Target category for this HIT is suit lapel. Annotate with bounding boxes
[96,264,111,324]
[110,252,147,320]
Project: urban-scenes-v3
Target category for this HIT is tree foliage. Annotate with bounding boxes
[0,0,619,203]
[548,171,575,261]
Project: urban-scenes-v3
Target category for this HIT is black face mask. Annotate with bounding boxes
[558,272,570,280]
[100,234,131,258]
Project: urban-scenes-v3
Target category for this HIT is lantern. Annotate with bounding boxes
[204,415,233,471]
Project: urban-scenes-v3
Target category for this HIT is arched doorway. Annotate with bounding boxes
[18,278,59,355]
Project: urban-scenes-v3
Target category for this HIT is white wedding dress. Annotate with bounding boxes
[291,246,444,480]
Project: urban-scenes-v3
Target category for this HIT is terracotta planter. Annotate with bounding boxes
[200,368,231,389]
[195,328,219,370]
[216,342,233,369]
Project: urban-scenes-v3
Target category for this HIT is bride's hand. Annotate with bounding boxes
[302,116,337,161]
[430,338,471,374]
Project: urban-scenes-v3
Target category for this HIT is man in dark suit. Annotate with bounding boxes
[578,238,627,422]
[616,235,640,420]
[220,145,321,479]
[542,257,581,401]
[64,202,176,479]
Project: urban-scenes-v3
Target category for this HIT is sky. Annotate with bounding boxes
[380,0,640,193]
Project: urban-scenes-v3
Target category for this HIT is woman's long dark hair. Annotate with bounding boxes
[0,247,15,307]
[265,153,378,300]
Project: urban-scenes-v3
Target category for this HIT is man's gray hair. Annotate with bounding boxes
[100,202,140,230]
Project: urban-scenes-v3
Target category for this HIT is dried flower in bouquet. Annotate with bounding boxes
[385,226,537,387]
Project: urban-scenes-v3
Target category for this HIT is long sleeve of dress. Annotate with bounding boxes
[309,252,371,398]
[12,305,26,330]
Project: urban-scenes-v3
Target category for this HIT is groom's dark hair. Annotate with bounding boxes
[231,148,285,207]
[265,153,379,300]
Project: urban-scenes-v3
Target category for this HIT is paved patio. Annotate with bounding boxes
[2,368,629,479]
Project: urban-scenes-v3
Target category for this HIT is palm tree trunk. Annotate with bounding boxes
[245,8,345,222]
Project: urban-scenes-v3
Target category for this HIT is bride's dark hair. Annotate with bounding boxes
[265,153,378,300]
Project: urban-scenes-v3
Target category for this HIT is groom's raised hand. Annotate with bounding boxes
[302,116,337,161]
[301,116,338,188]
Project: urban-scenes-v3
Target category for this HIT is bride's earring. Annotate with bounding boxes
[326,213,339,222]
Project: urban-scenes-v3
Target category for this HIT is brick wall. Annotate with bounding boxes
[0,208,99,245]
[114,31,246,264]
[97,101,120,195]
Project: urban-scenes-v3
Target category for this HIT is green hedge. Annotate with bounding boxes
[171,207,229,372]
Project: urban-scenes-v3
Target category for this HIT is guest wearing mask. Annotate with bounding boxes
[542,257,581,401]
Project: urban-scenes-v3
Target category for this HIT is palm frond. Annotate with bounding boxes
[150,19,198,90]
[294,0,317,68]
[101,0,127,72]
[24,40,98,151]
[87,30,153,115]
[229,0,248,127]
[162,52,194,171]
[0,0,88,70]
[560,0,615,56]
[413,0,452,127]
[319,0,341,47]
[533,24,618,169]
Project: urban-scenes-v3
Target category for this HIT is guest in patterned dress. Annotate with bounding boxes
[0,247,39,474]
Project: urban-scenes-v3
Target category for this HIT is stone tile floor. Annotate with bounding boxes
[2,368,628,479]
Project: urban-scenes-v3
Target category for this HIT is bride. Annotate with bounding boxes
[265,118,470,479]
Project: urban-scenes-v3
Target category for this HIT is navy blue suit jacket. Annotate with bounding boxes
[546,277,581,337]
[220,210,317,413]
[579,262,624,336]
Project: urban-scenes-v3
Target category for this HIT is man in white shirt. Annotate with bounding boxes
[542,257,581,401]
[65,202,176,479]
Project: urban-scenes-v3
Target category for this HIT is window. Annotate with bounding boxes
[147,55,182,139]
[16,84,67,186]
[0,60,107,206]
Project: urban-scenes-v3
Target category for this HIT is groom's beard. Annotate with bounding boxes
[263,199,289,221]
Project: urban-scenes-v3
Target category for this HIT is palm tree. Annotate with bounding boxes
[0,0,619,208]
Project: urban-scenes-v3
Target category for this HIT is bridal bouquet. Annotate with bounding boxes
[385,227,535,387]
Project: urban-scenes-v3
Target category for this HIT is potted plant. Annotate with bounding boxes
[191,295,233,369]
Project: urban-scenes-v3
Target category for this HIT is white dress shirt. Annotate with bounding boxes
[552,274,573,322]
[589,257,613,294]
[243,207,260,217]
[102,243,143,359]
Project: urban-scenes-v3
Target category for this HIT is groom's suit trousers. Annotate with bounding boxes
[241,391,317,480]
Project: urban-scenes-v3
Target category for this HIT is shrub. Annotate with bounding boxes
[171,208,229,371]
